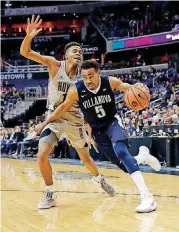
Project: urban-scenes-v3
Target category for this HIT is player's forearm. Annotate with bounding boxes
[20,35,33,57]
[48,106,66,123]
[119,83,131,92]
[43,103,71,127]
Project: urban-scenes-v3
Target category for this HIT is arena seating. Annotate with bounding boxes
[90,2,179,39]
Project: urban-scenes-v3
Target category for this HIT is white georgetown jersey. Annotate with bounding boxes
[47,60,84,127]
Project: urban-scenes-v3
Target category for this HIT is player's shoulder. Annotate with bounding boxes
[75,79,84,88]
[100,75,109,81]
[100,75,112,85]
[101,75,109,79]
[102,75,115,80]
[108,76,118,80]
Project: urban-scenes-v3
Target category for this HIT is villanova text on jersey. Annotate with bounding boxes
[83,95,112,109]
[76,76,117,130]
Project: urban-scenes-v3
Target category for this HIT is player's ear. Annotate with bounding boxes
[65,51,68,59]
[98,70,101,75]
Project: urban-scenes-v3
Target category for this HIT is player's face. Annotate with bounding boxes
[81,68,100,90]
[66,46,83,66]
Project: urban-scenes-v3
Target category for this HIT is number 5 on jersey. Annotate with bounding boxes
[95,105,106,118]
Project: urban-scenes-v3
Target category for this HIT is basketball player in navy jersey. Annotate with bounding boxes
[36,60,159,213]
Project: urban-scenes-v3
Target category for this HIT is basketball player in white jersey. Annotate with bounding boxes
[20,15,115,209]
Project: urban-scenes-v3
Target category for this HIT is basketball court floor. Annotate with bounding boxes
[1,158,179,232]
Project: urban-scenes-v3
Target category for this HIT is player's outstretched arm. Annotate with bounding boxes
[20,15,59,67]
[109,76,131,92]
[35,86,78,134]
[109,76,143,92]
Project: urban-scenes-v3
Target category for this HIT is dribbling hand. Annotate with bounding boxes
[134,82,142,87]
[26,15,42,38]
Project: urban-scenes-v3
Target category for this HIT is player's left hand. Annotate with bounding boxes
[134,82,149,91]
[87,136,99,153]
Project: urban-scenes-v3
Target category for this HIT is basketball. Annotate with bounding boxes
[124,83,150,111]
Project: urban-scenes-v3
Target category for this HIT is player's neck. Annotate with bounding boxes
[65,60,79,78]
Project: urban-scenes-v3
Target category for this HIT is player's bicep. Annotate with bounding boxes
[109,76,123,90]
[25,51,58,67]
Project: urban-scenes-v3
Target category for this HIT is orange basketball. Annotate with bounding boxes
[124,83,150,111]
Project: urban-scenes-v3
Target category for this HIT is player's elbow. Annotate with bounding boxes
[20,44,30,57]
[20,48,24,56]
[20,48,26,57]
[20,48,29,57]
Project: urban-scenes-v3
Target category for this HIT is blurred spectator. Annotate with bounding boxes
[143,119,149,128]
[52,134,68,159]
[173,95,179,106]
[160,98,168,108]
[151,115,161,126]
[1,129,11,154]
[171,114,179,124]
[5,126,24,155]
[13,127,38,158]
[164,116,172,124]
[165,81,173,100]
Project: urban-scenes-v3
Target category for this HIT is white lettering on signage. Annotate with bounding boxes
[0,74,26,80]
[82,47,98,54]
[166,33,179,41]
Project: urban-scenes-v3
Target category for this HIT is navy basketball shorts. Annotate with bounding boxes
[92,118,129,172]
[93,118,129,147]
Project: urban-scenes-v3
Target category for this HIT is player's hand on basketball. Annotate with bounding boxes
[134,82,142,87]
[87,136,99,153]
[35,122,45,135]
[134,82,149,91]
[26,15,42,38]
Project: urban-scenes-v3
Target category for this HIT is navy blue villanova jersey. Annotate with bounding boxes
[76,76,117,130]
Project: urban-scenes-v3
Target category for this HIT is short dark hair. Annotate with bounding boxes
[64,42,82,54]
[81,60,99,71]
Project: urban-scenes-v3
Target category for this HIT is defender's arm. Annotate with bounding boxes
[42,86,78,127]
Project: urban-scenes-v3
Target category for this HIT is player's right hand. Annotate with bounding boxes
[26,15,42,38]
[34,122,46,135]
[87,136,99,153]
